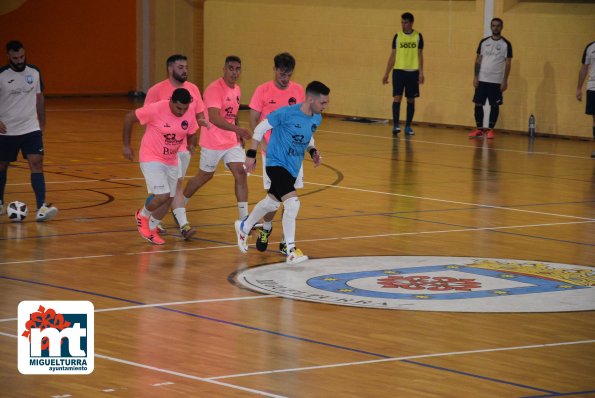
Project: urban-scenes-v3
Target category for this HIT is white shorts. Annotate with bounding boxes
[177,150,191,179]
[199,145,245,173]
[262,156,304,190]
[140,162,178,197]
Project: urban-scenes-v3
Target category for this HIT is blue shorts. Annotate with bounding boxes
[0,130,44,162]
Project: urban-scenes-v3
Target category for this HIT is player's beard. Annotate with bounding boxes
[10,57,26,72]
[173,71,187,84]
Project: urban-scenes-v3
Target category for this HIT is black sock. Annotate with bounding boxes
[392,102,401,128]
[406,101,415,126]
[0,169,6,204]
[488,105,499,128]
[474,106,484,128]
[30,172,46,209]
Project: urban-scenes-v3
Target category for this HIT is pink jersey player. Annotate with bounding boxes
[249,80,304,146]
[146,80,205,114]
[200,77,242,150]
[136,100,198,165]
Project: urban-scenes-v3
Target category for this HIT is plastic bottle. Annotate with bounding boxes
[529,114,535,137]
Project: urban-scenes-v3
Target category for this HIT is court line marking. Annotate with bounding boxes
[5,173,593,221]
[0,295,275,323]
[0,219,592,266]
[206,339,595,380]
[0,332,285,398]
[44,107,592,159]
[317,128,593,159]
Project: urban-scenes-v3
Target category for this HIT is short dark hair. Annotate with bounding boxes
[491,17,503,27]
[306,81,330,97]
[402,12,414,23]
[166,54,187,68]
[171,88,192,104]
[274,52,296,72]
[6,40,24,53]
[225,55,241,65]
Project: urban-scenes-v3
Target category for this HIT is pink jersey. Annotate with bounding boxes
[249,80,304,144]
[145,79,205,114]
[200,77,242,150]
[136,100,198,165]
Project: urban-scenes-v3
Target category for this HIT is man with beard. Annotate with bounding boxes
[142,54,208,239]
[0,40,57,221]
[123,88,198,245]
[468,18,512,139]
[183,56,252,222]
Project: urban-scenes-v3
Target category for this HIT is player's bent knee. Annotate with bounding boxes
[283,197,300,219]
[262,195,281,213]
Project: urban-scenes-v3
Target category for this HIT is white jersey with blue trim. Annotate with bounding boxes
[265,103,322,178]
[0,64,43,136]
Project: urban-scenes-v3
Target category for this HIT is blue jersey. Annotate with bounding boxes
[265,104,322,177]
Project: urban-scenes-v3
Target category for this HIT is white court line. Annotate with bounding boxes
[207,339,595,380]
[303,180,595,221]
[0,219,592,267]
[0,330,591,394]
[5,172,593,221]
[0,332,285,398]
[0,295,276,323]
[317,128,592,159]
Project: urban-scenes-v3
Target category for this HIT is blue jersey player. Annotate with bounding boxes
[235,81,330,264]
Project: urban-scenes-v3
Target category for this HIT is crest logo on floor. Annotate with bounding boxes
[236,256,595,312]
[18,301,94,374]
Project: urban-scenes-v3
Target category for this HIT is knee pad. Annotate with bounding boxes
[283,197,300,219]
[262,195,281,213]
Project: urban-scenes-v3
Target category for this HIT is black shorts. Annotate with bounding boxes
[0,130,44,162]
[473,82,503,106]
[392,69,420,99]
[266,166,297,201]
[586,90,595,115]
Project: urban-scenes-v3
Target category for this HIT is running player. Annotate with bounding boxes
[235,81,330,264]
[248,52,305,254]
[122,88,198,245]
[183,56,251,221]
[143,54,207,238]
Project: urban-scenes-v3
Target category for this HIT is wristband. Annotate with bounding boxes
[246,149,257,158]
[309,148,318,158]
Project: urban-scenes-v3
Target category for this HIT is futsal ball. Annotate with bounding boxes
[7,201,28,222]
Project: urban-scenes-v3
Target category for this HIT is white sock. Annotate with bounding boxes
[242,196,279,234]
[263,221,273,231]
[149,216,162,231]
[141,207,151,218]
[282,197,300,252]
[172,208,188,227]
[238,202,248,219]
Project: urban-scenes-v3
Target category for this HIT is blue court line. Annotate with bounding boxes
[521,390,595,397]
[0,275,568,394]
[402,360,558,394]
[0,275,388,359]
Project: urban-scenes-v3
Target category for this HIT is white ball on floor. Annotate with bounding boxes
[7,201,28,222]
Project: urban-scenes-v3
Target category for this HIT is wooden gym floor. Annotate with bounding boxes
[0,97,594,397]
